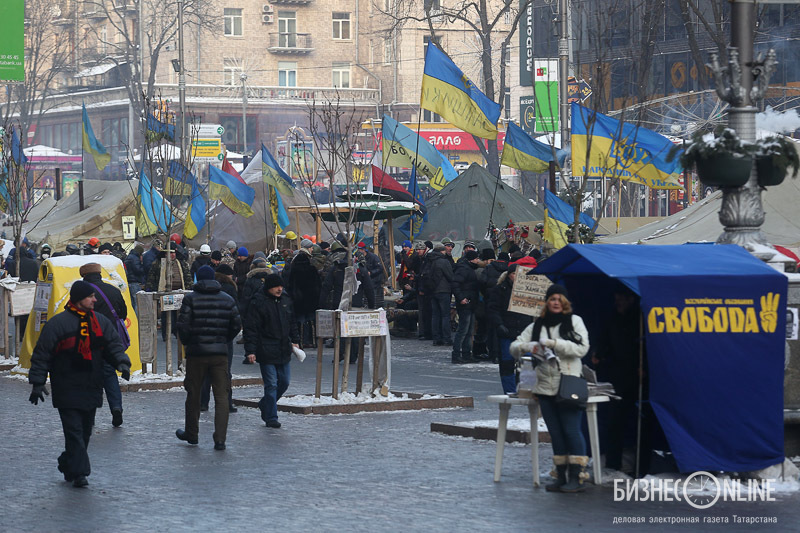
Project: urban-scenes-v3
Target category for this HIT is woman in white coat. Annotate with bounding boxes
[511,284,590,493]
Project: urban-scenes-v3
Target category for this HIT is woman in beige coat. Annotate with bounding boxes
[511,284,590,493]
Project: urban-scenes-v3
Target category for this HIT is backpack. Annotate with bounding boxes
[87,283,131,350]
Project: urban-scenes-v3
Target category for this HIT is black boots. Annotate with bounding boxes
[545,455,568,492]
[559,456,589,493]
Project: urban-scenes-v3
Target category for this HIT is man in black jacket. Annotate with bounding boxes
[28,280,131,488]
[451,250,481,364]
[428,245,454,346]
[244,274,299,428]
[80,262,129,428]
[176,265,242,450]
[487,264,533,393]
[124,245,147,312]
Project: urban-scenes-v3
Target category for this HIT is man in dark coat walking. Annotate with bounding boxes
[244,274,299,428]
[28,281,131,488]
[176,265,241,450]
[80,262,129,428]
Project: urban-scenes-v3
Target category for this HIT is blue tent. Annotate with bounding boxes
[533,244,787,473]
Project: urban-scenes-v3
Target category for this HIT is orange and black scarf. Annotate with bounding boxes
[66,301,103,360]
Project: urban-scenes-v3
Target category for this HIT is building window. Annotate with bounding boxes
[278,11,297,47]
[279,61,297,87]
[503,9,512,25]
[223,57,242,86]
[332,12,351,40]
[101,117,128,170]
[423,110,444,122]
[224,8,243,37]
[424,0,441,13]
[332,62,350,88]
[99,26,107,54]
[423,34,441,55]
[383,38,392,65]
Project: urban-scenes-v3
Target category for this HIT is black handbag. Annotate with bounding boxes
[556,373,588,408]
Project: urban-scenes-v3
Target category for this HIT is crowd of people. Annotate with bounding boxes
[23,231,647,494]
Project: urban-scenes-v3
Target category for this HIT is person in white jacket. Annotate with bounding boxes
[511,284,590,493]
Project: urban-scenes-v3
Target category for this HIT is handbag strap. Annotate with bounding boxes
[86,282,121,322]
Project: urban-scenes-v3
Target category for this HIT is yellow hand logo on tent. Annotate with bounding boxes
[759,292,780,333]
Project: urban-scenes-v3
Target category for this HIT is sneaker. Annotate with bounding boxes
[175,429,198,445]
[265,420,281,428]
[72,475,89,488]
[214,442,226,451]
[111,408,123,428]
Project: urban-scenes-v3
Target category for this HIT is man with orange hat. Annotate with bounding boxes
[85,237,100,255]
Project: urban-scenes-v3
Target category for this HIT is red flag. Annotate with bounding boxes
[222,157,247,185]
[371,166,414,203]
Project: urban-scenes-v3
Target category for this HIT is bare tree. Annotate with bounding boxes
[378,0,530,176]
[1,0,74,136]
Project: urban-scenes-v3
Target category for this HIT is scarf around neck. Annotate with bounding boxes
[66,301,103,360]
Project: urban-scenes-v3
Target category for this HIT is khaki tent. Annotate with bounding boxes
[395,163,545,243]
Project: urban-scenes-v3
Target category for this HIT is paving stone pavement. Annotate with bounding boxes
[2,338,798,532]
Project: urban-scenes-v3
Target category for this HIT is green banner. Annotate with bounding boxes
[0,0,24,82]
[533,60,559,133]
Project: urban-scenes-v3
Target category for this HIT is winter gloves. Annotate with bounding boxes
[29,384,49,405]
[118,364,131,381]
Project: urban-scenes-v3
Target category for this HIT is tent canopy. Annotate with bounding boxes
[533,244,787,473]
[396,162,544,243]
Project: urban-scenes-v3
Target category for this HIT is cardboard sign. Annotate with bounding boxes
[9,283,36,317]
[34,282,52,312]
[340,309,388,338]
[137,293,157,363]
[788,307,799,341]
[316,309,336,338]
[160,292,185,311]
[508,266,549,317]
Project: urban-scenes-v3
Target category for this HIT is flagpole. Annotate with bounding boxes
[488,138,501,227]
[263,181,271,250]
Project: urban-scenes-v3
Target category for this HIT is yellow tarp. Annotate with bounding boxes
[18,255,141,374]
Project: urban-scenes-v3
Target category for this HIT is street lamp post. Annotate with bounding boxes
[177,0,187,163]
[708,0,776,251]
[241,73,248,160]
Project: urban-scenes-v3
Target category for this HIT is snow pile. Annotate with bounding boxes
[278,390,445,407]
[127,371,183,383]
[451,417,549,433]
[0,356,19,365]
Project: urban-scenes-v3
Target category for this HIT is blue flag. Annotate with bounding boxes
[11,126,27,166]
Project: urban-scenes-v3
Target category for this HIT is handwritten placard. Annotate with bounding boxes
[9,283,36,317]
[137,293,157,363]
[508,266,550,317]
[316,309,336,338]
[340,309,388,337]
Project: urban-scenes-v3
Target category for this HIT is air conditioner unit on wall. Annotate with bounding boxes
[262,4,273,13]
[262,13,273,24]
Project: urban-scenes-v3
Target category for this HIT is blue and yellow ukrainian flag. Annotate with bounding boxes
[11,126,28,166]
[382,114,457,186]
[146,113,176,143]
[420,43,501,140]
[401,168,428,238]
[183,179,206,239]
[500,122,554,173]
[209,165,255,218]
[542,189,595,249]
[571,102,682,190]
[268,185,290,234]
[136,170,174,236]
[82,103,111,171]
[261,143,295,196]
[165,160,195,195]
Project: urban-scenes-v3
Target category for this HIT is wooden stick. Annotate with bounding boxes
[387,218,397,290]
[355,337,365,394]
[341,338,352,394]
[332,317,340,399]
[315,333,324,399]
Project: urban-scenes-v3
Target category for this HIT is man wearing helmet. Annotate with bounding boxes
[191,244,213,280]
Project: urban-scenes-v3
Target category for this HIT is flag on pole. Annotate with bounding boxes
[371,165,415,203]
[261,143,295,196]
[542,189,595,249]
[11,126,27,166]
[209,165,255,218]
[500,122,554,173]
[165,160,195,195]
[420,43,501,139]
[146,113,176,142]
[399,168,428,239]
[136,170,174,235]
[381,114,457,185]
[183,179,206,239]
[571,102,682,189]
[82,103,111,171]
[268,185,290,234]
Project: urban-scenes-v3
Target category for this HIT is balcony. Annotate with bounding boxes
[112,1,138,13]
[83,10,107,21]
[268,33,313,54]
[271,0,314,4]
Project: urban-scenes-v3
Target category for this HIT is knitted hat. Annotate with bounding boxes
[464,250,479,261]
[545,284,568,300]
[196,265,215,281]
[98,243,113,253]
[79,263,102,276]
[424,240,433,250]
[237,246,249,257]
[497,252,510,262]
[70,280,95,303]
[402,240,412,248]
[251,258,268,269]
[211,250,222,261]
[413,241,426,250]
[319,241,330,250]
[433,244,446,252]
[300,239,313,249]
[463,241,477,250]
[264,273,283,290]
[216,264,234,276]
[480,248,496,261]
[226,240,237,249]
[254,251,268,261]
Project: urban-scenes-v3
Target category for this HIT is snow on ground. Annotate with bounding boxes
[278,390,445,407]
[450,417,549,433]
